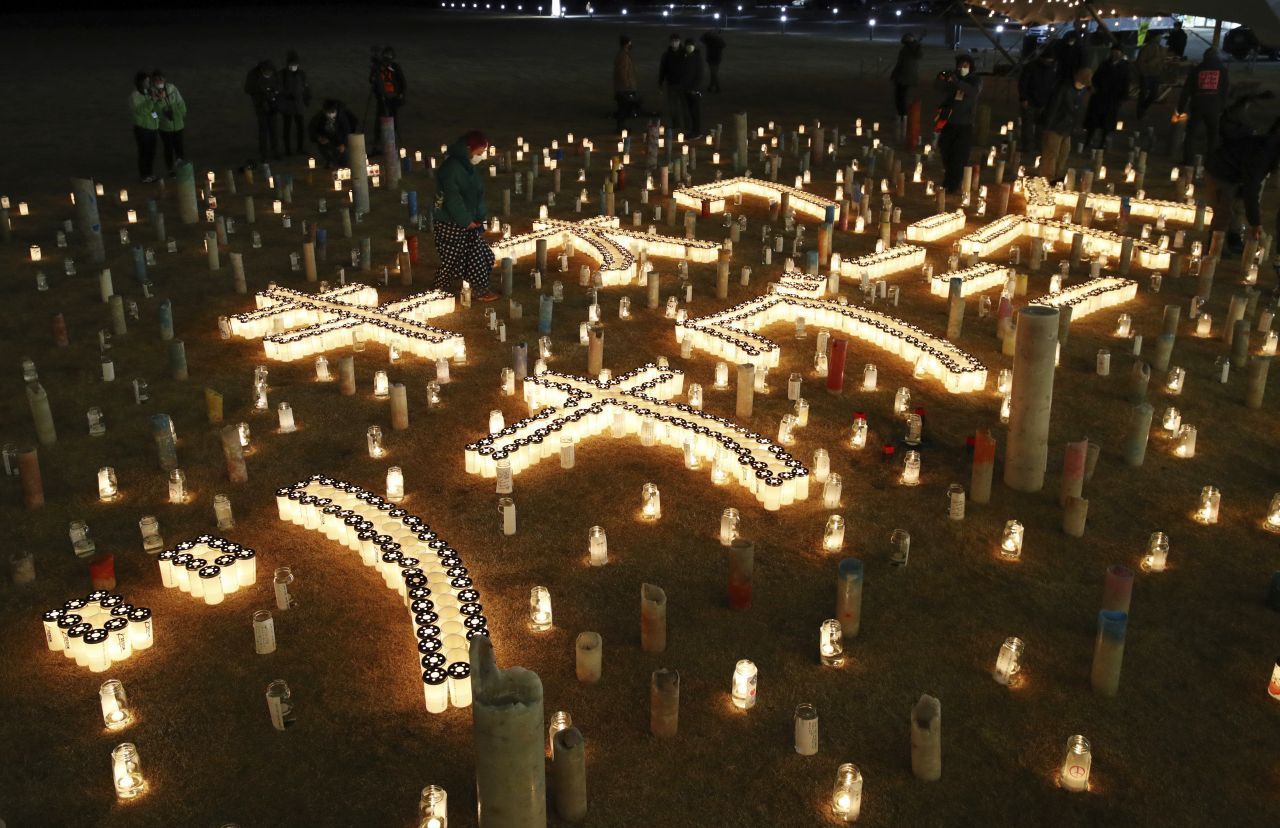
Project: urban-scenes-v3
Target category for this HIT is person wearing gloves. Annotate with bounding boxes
[434,131,498,301]
[308,99,359,168]
[130,71,159,182]
[150,70,186,176]
[279,50,312,157]
[244,59,282,162]
[934,53,982,195]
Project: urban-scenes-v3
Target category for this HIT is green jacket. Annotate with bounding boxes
[433,141,487,226]
[155,84,187,132]
[131,90,159,131]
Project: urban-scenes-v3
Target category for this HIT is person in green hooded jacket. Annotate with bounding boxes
[151,70,187,176]
[130,70,159,182]
[433,131,498,301]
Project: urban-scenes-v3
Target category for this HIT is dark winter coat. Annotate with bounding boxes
[935,71,982,126]
[434,140,487,226]
[1054,35,1085,84]
[1180,50,1229,114]
[701,32,726,66]
[244,63,281,114]
[1018,60,1059,110]
[308,105,359,146]
[1043,83,1088,134]
[279,67,311,116]
[658,45,683,86]
[1207,131,1280,227]
[370,60,407,103]
[679,48,704,92]
[1086,57,1130,129]
[1168,27,1187,58]
[891,41,923,88]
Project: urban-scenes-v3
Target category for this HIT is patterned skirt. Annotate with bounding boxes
[433,222,495,293]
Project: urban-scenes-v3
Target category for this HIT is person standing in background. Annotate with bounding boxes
[614,35,638,134]
[1040,68,1092,184]
[1168,19,1187,58]
[890,33,923,140]
[434,131,498,302]
[279,51,311,157]
[369,46,406,152]
[1018,51,1058,156]
[659,33,686,132]
[1178,47,1230,164]
[130,71,159,182]
[680,38,705,139]
[244,60,282,162]
[701,29,725,93]
[1085,46,1129,148]
[1135,35,1166,119]
[151,70,186,176]
[934,53,982,195]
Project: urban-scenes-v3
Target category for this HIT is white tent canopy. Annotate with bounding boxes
[970,1,1280,42]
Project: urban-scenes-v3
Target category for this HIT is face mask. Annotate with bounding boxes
[470,152,486,165]
[671,42,680,50]
[288,64,299,71]
[155,83,165,90]
[958,67,970,77]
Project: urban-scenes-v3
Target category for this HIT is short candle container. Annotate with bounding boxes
[823,474,843,509]
[832,763,864,822]
[1141,531,1169,572]
[1060,735,1091,792]
[529,586,553,631]
[588,526,608,566]
[720,508,740,546]
[367,425,385,458]
[889,529,911,567]
[823,515,846,552]
[999,520,1024,560]
[111,742,146,799]
[1193,485,1220,525]
[100,679,133,729]
[992,636,1024,685]
[901,450,921,486]
[138,516,163,553]
[97,467,119,501]
[419,785,448,822]
[386,466,405,503]
[641,483,661,520]
[731,659,757,710]
[1264,494,1280,534]
[167,469,187,504]
[819,619,845,666]
[1174,424,1197,458]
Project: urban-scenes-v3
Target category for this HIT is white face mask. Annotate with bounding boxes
[470,152,486,165]
[288,64,299,71]
[958,67,970,77]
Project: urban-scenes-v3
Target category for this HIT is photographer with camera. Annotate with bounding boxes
[150,70,187,176]
[368,46,406,153]
[245,59,283,162]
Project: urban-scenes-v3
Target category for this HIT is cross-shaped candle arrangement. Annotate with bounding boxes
[156,536,258,605]
[41,592,153,673]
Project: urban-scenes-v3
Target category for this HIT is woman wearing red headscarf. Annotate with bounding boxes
[433,130,498,301]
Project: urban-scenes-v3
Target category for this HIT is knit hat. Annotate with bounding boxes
[462,130,489,153]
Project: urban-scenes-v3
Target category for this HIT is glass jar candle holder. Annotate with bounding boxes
[1265,493,1280,534]
[100,679,133,729]
[98,467,119,501]
[832,763,864,822]
[373,370,390,398]
[386,466,405,502]
[731,659,757,710]
[214,494,234,530]
[1060,735,1091,792]
[849,416,868,450]
[1195,314,1212,336]
[687,382,703,410]
[367,425,385,458]
[528,586,553,631]
[992,636,1024,685]
[777,414,797,446]
[111,742,145,799]
[903,413,922,446]
[862,364,878,391]
[999,519,1024,559]
[314,355,331,381]
[1141,531,1169,572]
[822,474,843,509]
[1161,406,1181,435]
[1194,485,1220,525]
[720,508,740,546]
[277,402,296,433]
[894,387,911,416]
[999,394,1012,423]
[167,469,187,504]
[819,619,845,667]
[641,483,661,520]
[138,516,163,553]
[823,515,846,552]
[889,529,911,566]
[901,450,921,486]
[588,525,608,566]
[1165,366,1185,394]
[1174,424,1197,458]
[714,362,730,389]
[419,784,448,822]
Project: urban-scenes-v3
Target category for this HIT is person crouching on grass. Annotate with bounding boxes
[433,131,499,302]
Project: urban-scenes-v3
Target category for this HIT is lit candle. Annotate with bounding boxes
[1141,531,1169,571]
[29,244,41,262]
[528,585,553,631]
[1265,494,1280,534]
[1194,485,1220,524]
[276,402,296,433]
[1060,735,1091,792]
[373,370,390,398]
[823,515,846,552]
[714,362,730,388]
[901,450,921,486]
[992,637,1024,685]
[386,466,405,502]
[1174,424,1196,458]
[820,619,845,666]
[97,467,118,501]
[167,469,186,504]
[850,416,868,450]
[720,508,740,546]
[367,425,385,458]
[641,483,661,520]
[731,659,757,709]
[1162,406,1181,434]
[588,526,608,566]
[862,364,878,390]
[832,763,863,822]
[1000,520,1024,559]
[111,742,146,799]
[100,679,132,729]
[893,387,911,416]
[823,473,843,509]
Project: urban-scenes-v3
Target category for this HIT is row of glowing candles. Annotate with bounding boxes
[677,291,988,393]
[671,176,840,223]
[958,212,1171,270]
[231,285,461,363]
[41,592,154,673]
[1021,176,1210,224]
[157,538,258,605]
[275,477,483,714]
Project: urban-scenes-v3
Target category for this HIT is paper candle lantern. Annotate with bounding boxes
[528,586,553,631]
[820,619,845,666]
[731,659,757,709]
[1194,486,1220,525]
[832,763,863,822]
[111,742,146,800]
[1060,735,1091,792]
[1000,520,1024,559]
